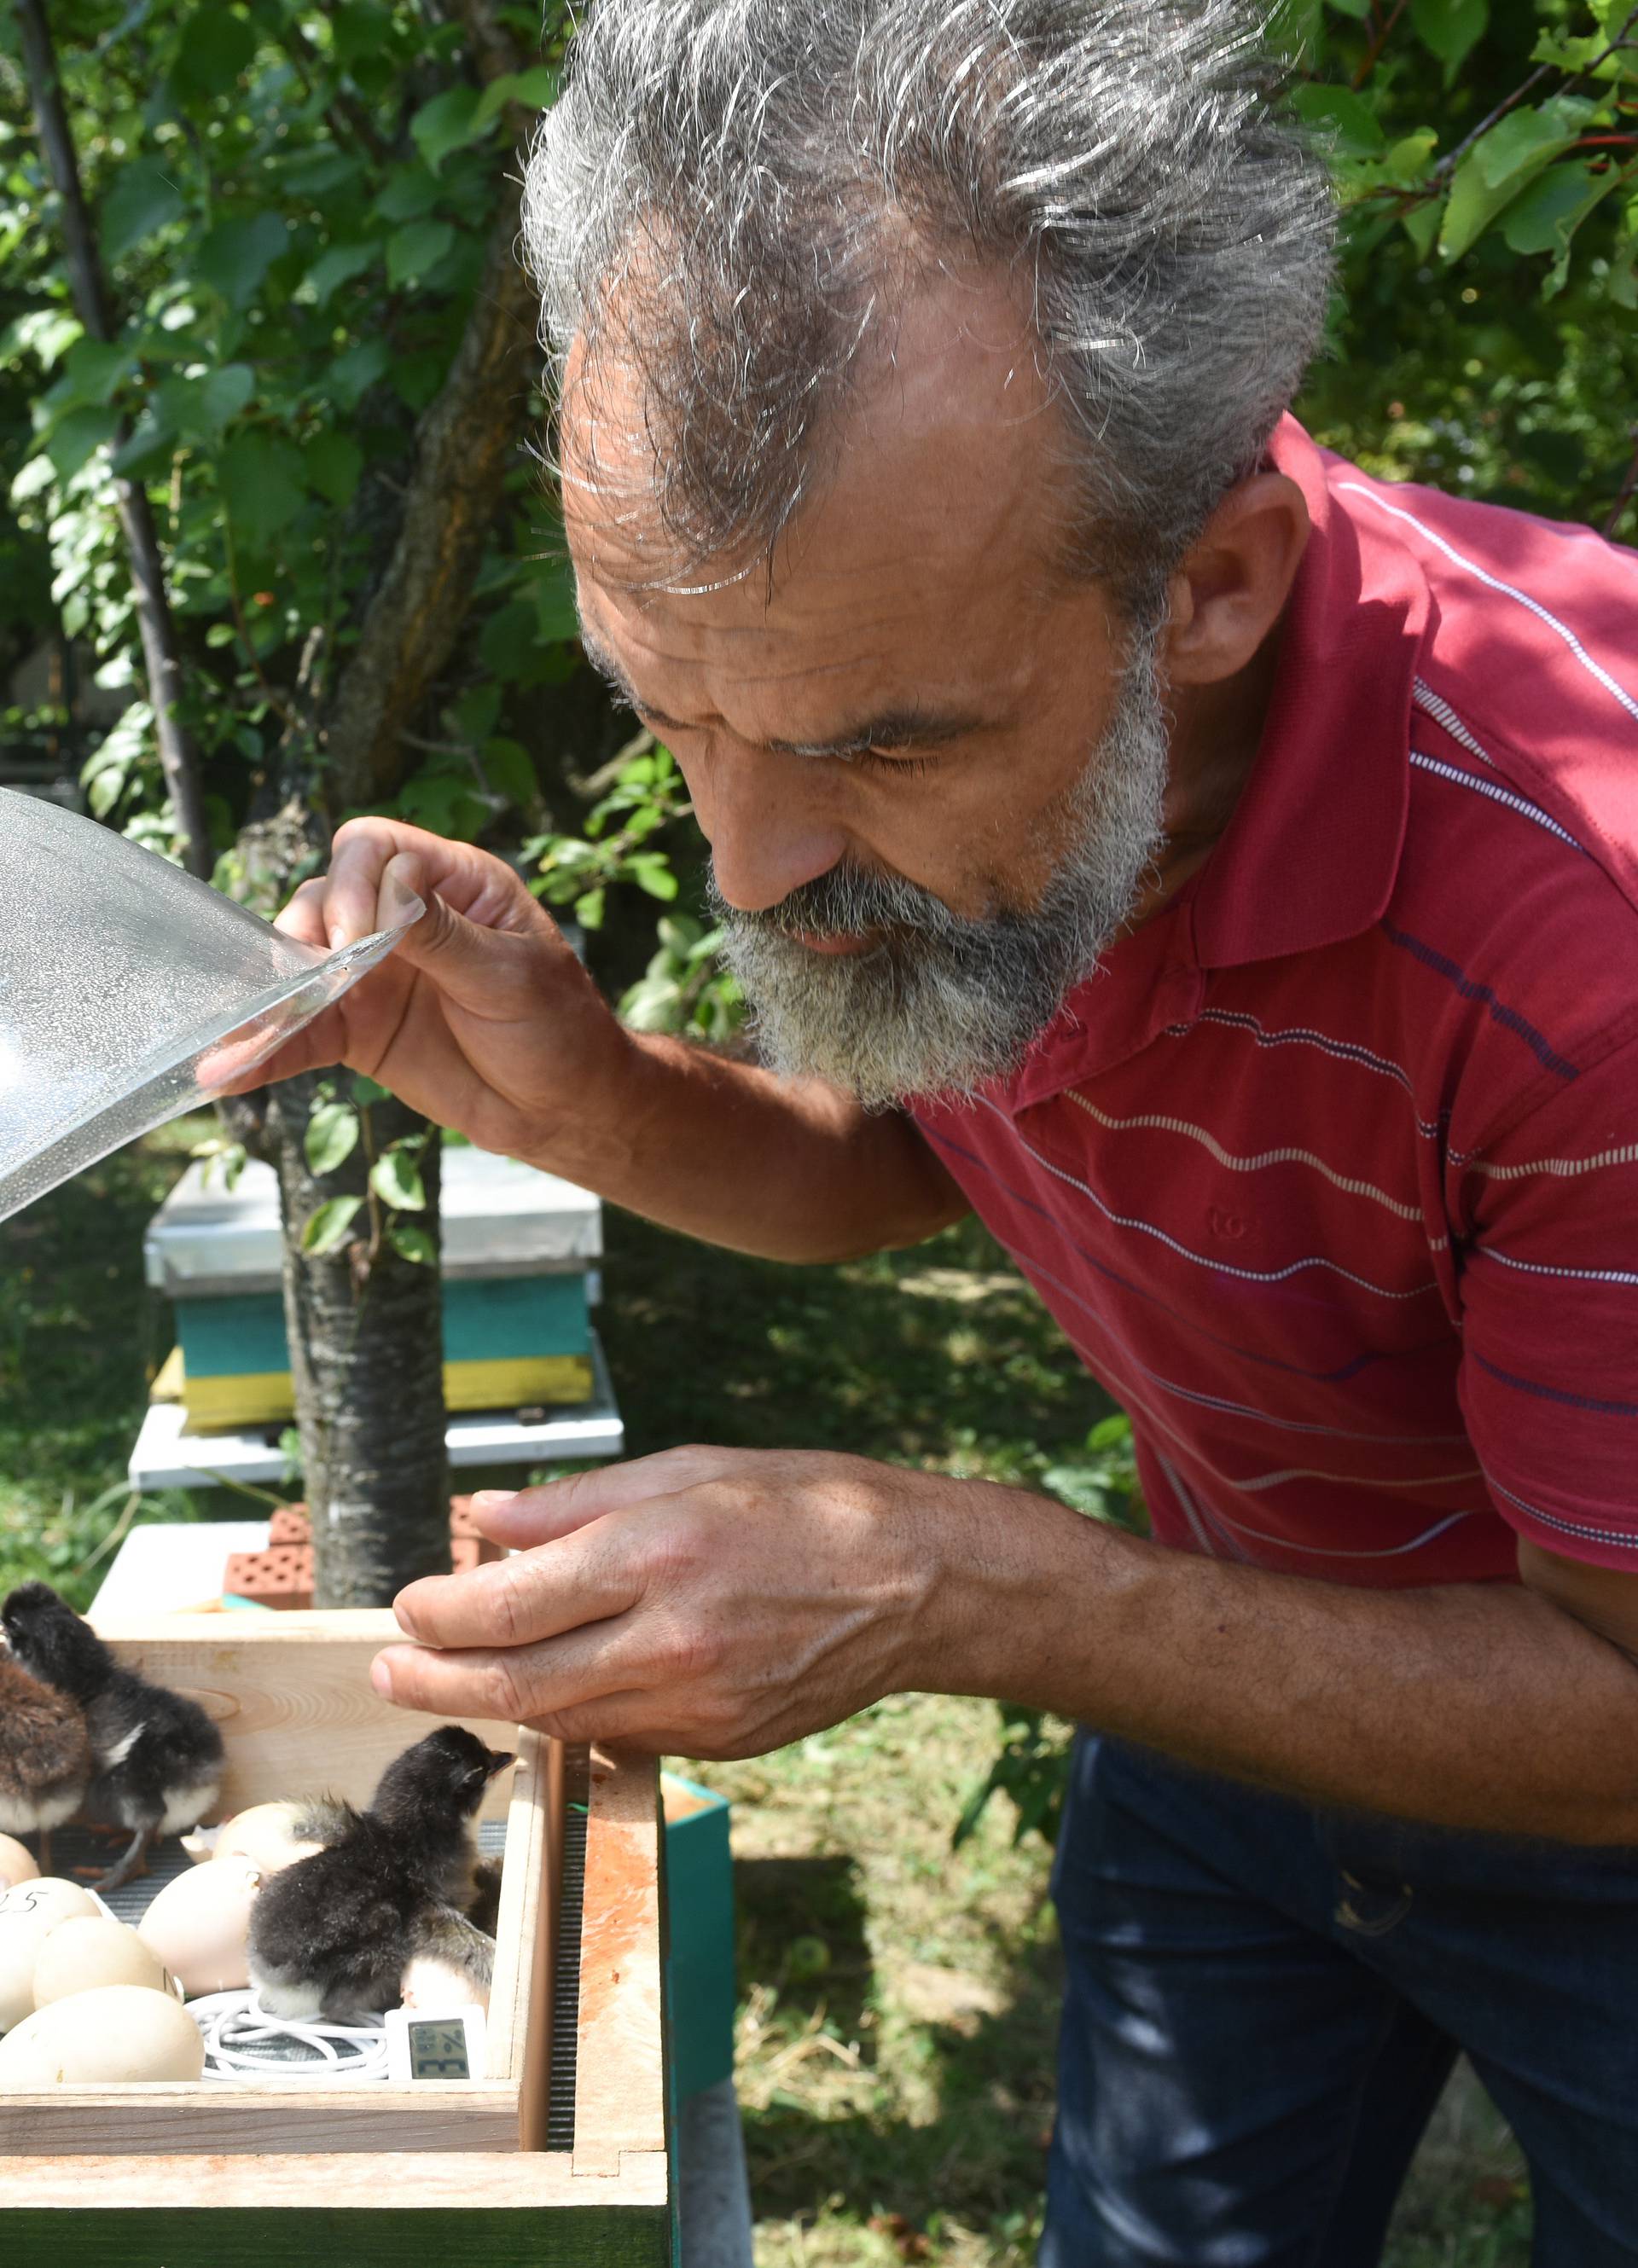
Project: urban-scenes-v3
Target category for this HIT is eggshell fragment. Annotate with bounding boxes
[0,1878,98,1931]
[32,1917,175,2009]
[0,1836,38,1892]
[212,1801,327,1876]
[0,1985,205,2086]
[0,1918,52,2033]
[136,1855,262,1995]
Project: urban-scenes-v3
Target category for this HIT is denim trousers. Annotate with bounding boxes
[1040,1732,1638,2265]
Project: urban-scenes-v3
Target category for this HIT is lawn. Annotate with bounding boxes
[0,1123,1528,2262]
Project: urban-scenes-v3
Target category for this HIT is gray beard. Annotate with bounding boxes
[712,622,1171,1110]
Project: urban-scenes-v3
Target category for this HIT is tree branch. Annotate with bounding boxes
[15,0,213,878]
[321,183,539,807]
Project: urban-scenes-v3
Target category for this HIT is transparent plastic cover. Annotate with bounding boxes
[0,790,415,1223]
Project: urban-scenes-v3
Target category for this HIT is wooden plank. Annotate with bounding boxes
[516,1733,564,2153]
[90,1613,516,1819]
[485,1726,548,2101]
[571,1749,667,2178]
[7,2147,670,2207]
[0,2085,523,2157]
[6,2153,671,2266]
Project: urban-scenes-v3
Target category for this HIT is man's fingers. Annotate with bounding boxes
[371,1626,634,1725]
[464,1447,728,1549]
[393,1525,639,1649]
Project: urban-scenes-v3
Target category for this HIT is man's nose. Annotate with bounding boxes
[683,743,851,913]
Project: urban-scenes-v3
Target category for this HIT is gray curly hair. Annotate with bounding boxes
[523,0,1334,612]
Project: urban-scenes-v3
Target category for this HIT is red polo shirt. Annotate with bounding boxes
[912,416,1638,1588]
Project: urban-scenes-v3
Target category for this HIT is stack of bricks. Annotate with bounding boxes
[223,1499,502,1609]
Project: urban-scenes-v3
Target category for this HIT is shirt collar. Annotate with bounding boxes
[978,415,1429,1116]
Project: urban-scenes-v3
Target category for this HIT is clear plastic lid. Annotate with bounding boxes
[0,790,416,1223]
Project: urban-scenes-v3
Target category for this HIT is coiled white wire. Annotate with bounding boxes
[188,1989,391,2084]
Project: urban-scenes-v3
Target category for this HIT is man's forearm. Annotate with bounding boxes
[519,1027,968,1263]
[932,1487,1638,1842]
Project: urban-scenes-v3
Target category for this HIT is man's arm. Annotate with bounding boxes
[242,819,967,1262]
[373,1448,1638,1846]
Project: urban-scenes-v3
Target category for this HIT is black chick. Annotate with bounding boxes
[0,1581,224,1892]
[247,1726,514,2024]
[0,1653,92,1878]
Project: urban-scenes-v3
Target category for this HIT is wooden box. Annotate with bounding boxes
[0,1612,671,2265]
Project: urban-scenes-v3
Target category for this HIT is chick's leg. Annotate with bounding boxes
[36,1828,52,1878]
[93,1823,154,1893]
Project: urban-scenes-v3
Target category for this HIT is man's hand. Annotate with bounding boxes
[227,817,631,1162]
[370,1447,966,1756]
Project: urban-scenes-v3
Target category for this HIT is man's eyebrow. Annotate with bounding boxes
[578,624,989,757]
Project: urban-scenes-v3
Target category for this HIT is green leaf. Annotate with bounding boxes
[370,1149,427,1212]
[304,1101,360,1176]
[305,241,379,306]
[351,1073,394,1107]
[329,339,392,409]
[1322,0,1370,17]
[1409,0,1489,80]
[1438,102,1588,261]
[171,6,258,100]
[410,84,486,171]
[480,737,537,811]
[59,339,132,408]
[300,1194,363,1255]
[218,431,308,545]
[109,411,176,479]
[198,214,290,310]
[45,406,118,480]
[375,166,444,223]
[305,432,363,508]
[1501,160,1620,258]
[102,158,186,264]
[630,856,680,902]
[1291,84,1384,158]
[387,1221,437,1266]
[479,597,537,678]
[158,363,255,438]
[386,218,456,287]
[10,455,55,504]
[472,64,561,129]
[1401,199,1442,258]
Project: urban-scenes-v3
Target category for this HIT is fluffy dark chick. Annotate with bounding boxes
[0,1581,224,1891]
[0,1654,92,1876]
[247,1726,513,2024]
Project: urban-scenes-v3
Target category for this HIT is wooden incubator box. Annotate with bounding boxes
[0,1611,674,2265]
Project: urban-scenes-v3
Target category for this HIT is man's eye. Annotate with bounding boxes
[853,750,932,779]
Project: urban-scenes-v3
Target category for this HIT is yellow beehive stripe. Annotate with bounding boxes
[169,1354,595,1431]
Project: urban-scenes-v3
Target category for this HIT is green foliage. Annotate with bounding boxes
[0,0,581,872]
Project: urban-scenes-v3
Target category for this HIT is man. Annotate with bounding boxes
[253,3,1638,2258]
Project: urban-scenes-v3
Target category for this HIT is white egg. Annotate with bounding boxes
[212,1802,327,1876]
[0,1917,53,2033]
[0,1878,99,1931]
[0,1836,38,1892]
[136,1855,262,1995]
[32,1917,175,2010]
[0,1984,204,2086]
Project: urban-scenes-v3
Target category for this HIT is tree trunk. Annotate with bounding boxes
[262,1076,451,1604]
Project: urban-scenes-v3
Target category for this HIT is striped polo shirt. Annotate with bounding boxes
[912,416,1638,1589]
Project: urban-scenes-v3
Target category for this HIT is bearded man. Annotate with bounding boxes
[253,3,1638,2258]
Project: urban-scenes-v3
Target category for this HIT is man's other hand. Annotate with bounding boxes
[224,817,631,1161]
[370,1447,966,1757]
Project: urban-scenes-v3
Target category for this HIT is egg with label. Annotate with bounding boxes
[0,1836,38,1892]
[32,1917,176,2008]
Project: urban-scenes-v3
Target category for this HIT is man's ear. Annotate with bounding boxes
[1162,472,1311,687]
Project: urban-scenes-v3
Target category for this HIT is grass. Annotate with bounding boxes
[0,1124,1529,2261]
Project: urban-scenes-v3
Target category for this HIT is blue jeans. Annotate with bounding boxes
[1042,1734,1638,2265]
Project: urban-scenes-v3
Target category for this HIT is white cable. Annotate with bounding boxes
[188,1989,392,2085]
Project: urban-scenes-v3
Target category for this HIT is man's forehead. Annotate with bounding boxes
[558,267,1063,599]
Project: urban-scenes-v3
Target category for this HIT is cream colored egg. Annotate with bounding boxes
[32,1917,174,2010]
[0,1836,38,1892]
[0,1917,53,2033]
[0,1878,99,1931]
[0,1985,204,2086]
[212,1802,326,1876]
[136,1855,262,1995]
